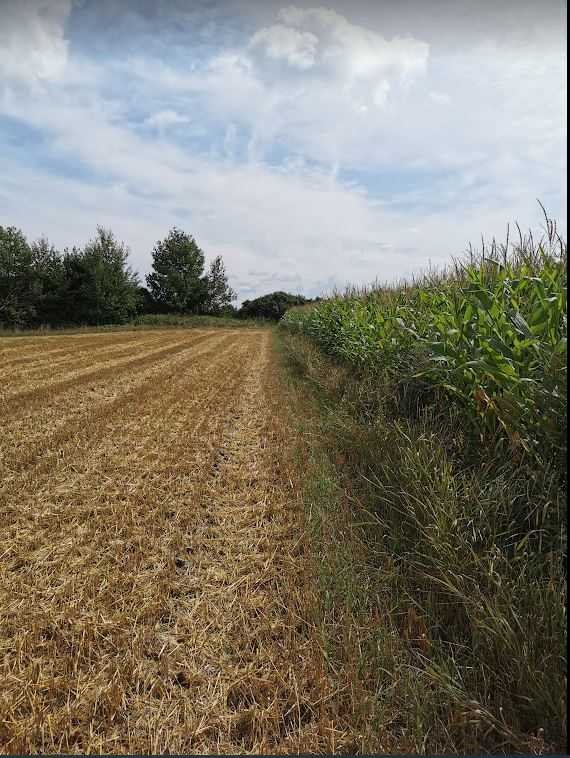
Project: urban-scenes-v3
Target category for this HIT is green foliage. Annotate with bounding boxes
[146,228,207,313]
[0,224,238,329]
[0,225,36,327]
[130,313,259,329]
[59,228,140,325]
[203,255,236,315]
[281,328,567,753]
[135,285,159,315]
[283,220,567,470]
[29,237,66,325]
[0,225,140,328]
[238,290,308,320]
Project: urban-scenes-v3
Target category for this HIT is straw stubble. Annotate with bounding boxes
[0,328,345,754]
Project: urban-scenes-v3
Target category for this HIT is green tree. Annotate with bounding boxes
[204,255,236,315]
[29,237,65,326]
[146,228,207,313]
[135,285,161,314]
[59,227,139,325]
[0,225,35,328]
[238,291,308,320]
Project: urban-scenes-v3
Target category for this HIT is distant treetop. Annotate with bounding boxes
[237,291,309,321]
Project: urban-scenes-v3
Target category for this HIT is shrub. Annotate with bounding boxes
[238,291,308,320]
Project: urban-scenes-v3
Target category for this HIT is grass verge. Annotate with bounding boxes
[0,314,263,337]
[130,313,264,329]
[275,328,566,755]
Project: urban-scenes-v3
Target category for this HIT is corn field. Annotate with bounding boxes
[283,214,567,470]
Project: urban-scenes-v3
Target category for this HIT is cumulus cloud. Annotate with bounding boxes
[275,5,429,84]
[0,0,72,82]
[247,5,429,98]
[249,24,318,69]
[138,5,431,171]
[429,91,451,105]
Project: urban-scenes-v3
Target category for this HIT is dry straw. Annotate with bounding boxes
[0,328,351,753]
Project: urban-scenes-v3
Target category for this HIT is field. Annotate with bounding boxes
[0,328,349,754]
[1,238,566,756]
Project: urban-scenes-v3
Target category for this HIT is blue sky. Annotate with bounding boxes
[0,0,566,303]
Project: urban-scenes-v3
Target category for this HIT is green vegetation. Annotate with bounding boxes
[203,255,237,315]
[145,227,235,315]
[146,227,207,312]
[238,290,312,320]
[0,314,260,338]
[0,224,239,330]
[280,212,567,753]
[130,313,261,329]
[60,229,141,326]
[0,224,307,331]
[284,216,566,470]
[0,225,140,329]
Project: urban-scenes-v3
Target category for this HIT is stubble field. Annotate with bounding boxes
[0,329,345,754]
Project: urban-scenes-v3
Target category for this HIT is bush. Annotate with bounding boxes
[238,291,308,320]
[0,226,36,328]
[58,228,140,326]
[0,225,141,329]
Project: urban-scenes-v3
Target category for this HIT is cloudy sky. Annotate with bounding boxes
[0,0,566,302]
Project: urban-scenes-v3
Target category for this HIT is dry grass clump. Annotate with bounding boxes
[0,328,348,753]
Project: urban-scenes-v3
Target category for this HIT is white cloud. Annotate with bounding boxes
[0,0,72,82]
[247,5,429,97]
[145,110,189,129]
[249,24,318,69]
[275,5,429,85]
[1,82,562,303]
[129,6,430,170]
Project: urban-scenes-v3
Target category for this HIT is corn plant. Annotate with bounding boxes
[282,215,567,469]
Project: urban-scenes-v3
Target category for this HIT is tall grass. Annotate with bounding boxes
[280,210,567,752]
[0,313,263,336]
[129,313,263,328]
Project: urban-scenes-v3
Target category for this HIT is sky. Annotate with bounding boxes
[0,0,566,303]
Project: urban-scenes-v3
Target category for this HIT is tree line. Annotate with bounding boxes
[0,224,309,329]
[0,223,315,328]
[0,225,142,328]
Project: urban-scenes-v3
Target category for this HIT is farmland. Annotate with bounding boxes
[0,329,346,754]
[0,219,566,755]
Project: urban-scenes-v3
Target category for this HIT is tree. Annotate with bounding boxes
[59,227,139,325]
[238,291,308,320]
[0,225,35,328]
[29,237,65,326]
[203,256,236,315]
[135,285,162,315]
[146,228,207,313]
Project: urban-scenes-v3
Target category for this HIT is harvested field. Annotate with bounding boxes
[0,329,347,754]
